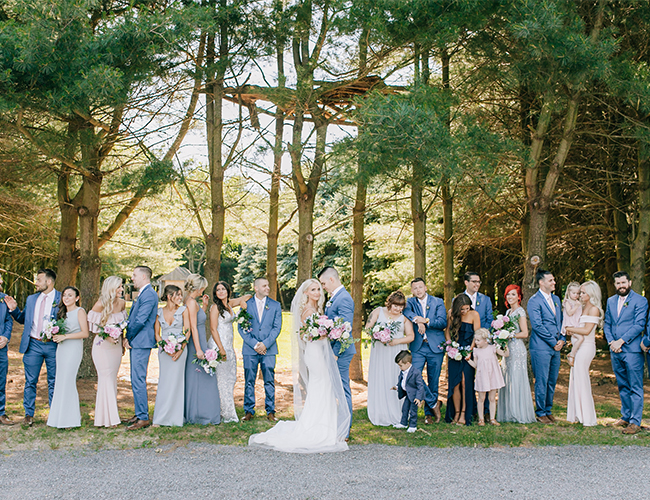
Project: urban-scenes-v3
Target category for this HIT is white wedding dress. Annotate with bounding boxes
[207,308,238,423]
[248,283,350,453]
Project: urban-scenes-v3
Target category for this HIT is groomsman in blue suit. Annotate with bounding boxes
[0,273,15,425]
[124,266,158,430]
[4,269,60,427]
[319,267,355,431]
[463,272,493,329]
[527,270,564,424]
[605,271,648,435]
[241,277,282,422]
[403,278,447,423]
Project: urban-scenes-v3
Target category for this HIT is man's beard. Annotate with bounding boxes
[616,287,630,296]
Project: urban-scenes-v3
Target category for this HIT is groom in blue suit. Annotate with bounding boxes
[463,272,493,329]
[0,273,15,425]
[241,277,282,421]
[319,267,355,430]
[528,269,564,424]
[605,271,648,435]
[4,269,60,426]
[403,278,447,423]
[124,266,158,430]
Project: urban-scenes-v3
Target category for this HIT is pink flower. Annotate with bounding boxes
[204,349,219,362]
[491,317,505,330]
[51,326,59,334]
[105,326,122,339]
[329,327,343,340]
[447,347,459,359]
[163,343,176,354]
[318,317,334,329]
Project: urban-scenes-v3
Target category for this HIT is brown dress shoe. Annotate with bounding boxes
[424,415,434,425]
[432,401,442,423]
[267,413,277,422]
[0,415,15,425]
[242,413,254,422]
[22,416,34,427]
[125,415,139,425]
[547,414,556,423]
[536,416,551,424]
[127,419,151,431]
[622,423,640,435]
[613,419,629,428]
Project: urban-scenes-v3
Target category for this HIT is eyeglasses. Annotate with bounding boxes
[469,280,481,284]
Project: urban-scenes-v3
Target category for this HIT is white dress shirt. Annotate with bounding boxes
[617,294,629,315]
[31,289,56,339]
[465,291,477,309]
[401,366,411,391]
[255,296,267,319]
[330,285,344,302]
[540,290,555,313]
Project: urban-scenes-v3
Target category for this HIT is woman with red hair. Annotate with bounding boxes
[495,285,536,423]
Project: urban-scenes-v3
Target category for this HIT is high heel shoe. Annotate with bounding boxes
[452,411,461,424]
[456,411,466,426]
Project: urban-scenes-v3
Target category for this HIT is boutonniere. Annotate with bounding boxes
[624,302,629,308]
[476,301,480,307]
[426,305,430,310]
[265,305,269,310]
[326,300,332,308]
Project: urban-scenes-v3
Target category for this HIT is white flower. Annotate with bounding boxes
[454,353,462,361]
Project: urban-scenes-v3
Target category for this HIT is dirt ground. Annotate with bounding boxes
[2,325,647,419]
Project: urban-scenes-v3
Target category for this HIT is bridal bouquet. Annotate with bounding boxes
[236,308,253,335]
[156,329,188,354]
[328,316,354,354]
[363,321,400,346]
[300,313,331,342]
[97,319,128,342]
[40,318,67,342]
[490,314,518,350]
[438,339,472,361]
[192,348,226,376]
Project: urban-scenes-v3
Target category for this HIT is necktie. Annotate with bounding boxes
[617,298,625,315]
[546,295,555,313]
[35,295,47,336]
[258,300,264,319]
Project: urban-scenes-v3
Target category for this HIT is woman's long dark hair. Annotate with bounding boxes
[212,281,231,317]
[162,284,181,303]
[57,286,80,320]
[449,293,472,341]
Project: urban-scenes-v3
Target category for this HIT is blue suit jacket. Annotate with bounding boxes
[0,292,14,350]
[240,296,282,356]
[466,291,493,329]
[10,290,61,354]
[324,287,356,356]
[397,367,425,402]
[603,291,648,353]
[126,284,158,348]
[404,295,447,353]
[528,290,563,352]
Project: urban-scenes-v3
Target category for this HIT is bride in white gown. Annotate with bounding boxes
[248,279,350,453]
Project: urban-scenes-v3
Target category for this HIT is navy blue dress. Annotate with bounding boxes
[444,322,477,426]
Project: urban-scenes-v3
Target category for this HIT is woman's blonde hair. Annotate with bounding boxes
[99,276,123,327]
[298,278,324,315]
[563,281,581,307]
[474,328,490,342]
[581,280,604,327]
[184,274,208,300]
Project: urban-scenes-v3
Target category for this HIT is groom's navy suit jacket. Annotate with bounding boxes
[528,291,563,352]
[604,290,648,353]
[126,284,158,349]
[11,290,61,354]
[397,368,425,403]
[241,296,282,357]
[324,288,356,356]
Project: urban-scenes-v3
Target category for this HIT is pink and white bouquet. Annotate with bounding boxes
[300,313,331,342]
[490,314,518,350]
[363,321,400,346]
[192,348,226,376]
[438,339,472,361]
[328,316,354,354]
[156,328,188,354]
[97,319,128,342]
[40,318,67,342]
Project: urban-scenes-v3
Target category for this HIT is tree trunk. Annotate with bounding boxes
[411,162,426,280]
[350,173,366,381]
[56,170,80,289]
[630,148,650,293]
[440,48,454,307]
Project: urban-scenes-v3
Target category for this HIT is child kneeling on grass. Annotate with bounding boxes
[391,350,425,433]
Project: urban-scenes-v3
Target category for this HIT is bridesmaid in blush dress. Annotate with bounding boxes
[184,274,221,425]
[565,281,601,427]
[47,287,89,428]
[365,291,415,426]
[208,281,251,423]
[88,276,127,427]
[444,294,480,426]
[152,285,189,427]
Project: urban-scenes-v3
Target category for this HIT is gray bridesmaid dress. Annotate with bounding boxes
[47,308,83,428]
[184,307,221,424]
[152,306,188,426]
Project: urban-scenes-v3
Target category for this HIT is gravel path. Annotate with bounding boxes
[1,444,648,499]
